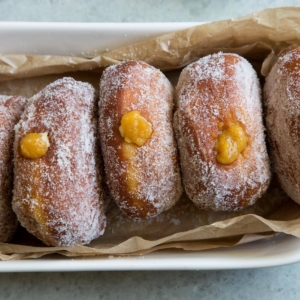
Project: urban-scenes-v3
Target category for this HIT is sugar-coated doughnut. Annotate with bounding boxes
[174,53,271,211]
[0,95,26,242]
[265,47,300,205]
[99,61,182,219]
[12,77,106,246]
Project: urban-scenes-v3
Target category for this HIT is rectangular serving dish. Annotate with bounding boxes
[1,22,300,272]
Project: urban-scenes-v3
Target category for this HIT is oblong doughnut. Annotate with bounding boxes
[174,53,271,211]
[0,95,26,242]
[265,47,300,205]
[13,77,106,246]
[99,61,182,219]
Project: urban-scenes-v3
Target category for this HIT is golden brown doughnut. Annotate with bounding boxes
[0,95,26,242]
[99,61,182,219]
[12,77,106,246]
[265,47,300,205]
[174,53,271,211]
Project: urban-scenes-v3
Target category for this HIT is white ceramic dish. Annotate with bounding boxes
[0,22,200,56]
[0,22,299,272]
[1,234,300,272]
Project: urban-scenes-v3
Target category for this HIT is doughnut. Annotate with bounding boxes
[99,61,182,219]
[174,53,271,211]
[0,95,26,242]
[12,77,106,246]
[265,47,300,205]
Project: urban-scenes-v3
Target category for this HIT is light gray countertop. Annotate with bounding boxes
[1,266,300,299]
[1,0,300,299]
[0,0,298,22]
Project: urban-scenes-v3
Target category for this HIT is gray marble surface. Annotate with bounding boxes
[0,0,299,22]
[1,0,300,299]
[1,266,300,299]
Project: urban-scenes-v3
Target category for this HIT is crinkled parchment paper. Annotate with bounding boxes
[1,7,300,260]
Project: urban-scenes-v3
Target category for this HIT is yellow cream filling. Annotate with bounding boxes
[20,132,50,159]
[214,122,248,165]
[119,111,152,146]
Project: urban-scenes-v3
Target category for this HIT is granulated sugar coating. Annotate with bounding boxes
[12,77,106,246]
[265,47,300,205]
[0,96,27,242]
[99,61,182,219]
[175,53,271,211]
